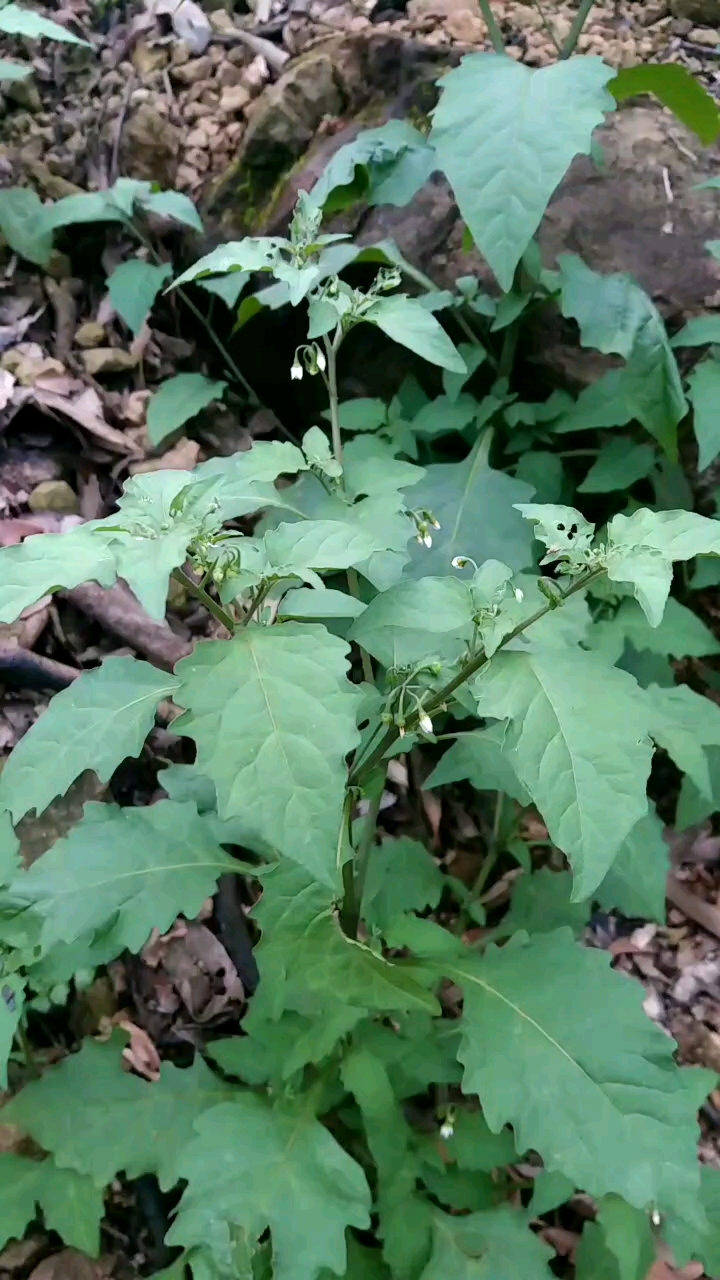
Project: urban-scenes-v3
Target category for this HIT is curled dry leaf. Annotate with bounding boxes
[29,381,141,456]
[131,437,201,474]
[116,1016,162,1082]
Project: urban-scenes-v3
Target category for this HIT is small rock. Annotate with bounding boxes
[671,0,720,20]
[132,41,169,74]
[242,53,270,89]
[81,348,137,376]
[6,79,42,112]
[184,147,210,172]
[28,480,79,515]
[444,6,486,41]
[216,60,244,87]
[171,0,212,53]
[74,321,106,349]
[120,101,181,187]
[689,23,720,40]
[219,83,251,114]
[186,125,210,147]
[170,53,213,84]
[184,101,214,121]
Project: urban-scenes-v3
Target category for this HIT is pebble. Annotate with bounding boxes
[28,480,78,515]
[689,24,720,42]
[219,84,251,113]
[74,321,106,349]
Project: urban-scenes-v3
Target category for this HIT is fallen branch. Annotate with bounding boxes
[62,582,191,672]
[667,872,720,943]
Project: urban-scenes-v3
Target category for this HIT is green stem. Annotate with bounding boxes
[241,581,272,626]
[473,790,505,899]
[323,330,344,468]
[349,568,603,788]
[477,0,505,53]
[342,772,385,939]
[17,1020,38,1078]
[560,0,595,57]
[347,568,374,685]
[172,568,236,632]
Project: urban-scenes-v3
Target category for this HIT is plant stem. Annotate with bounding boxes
[529,0,561,53]
[347,568,374,684]
[343,772,385,939]
[17,1021,37,1078]
[473,790,505,899]
[349,568,603,788]
[241,581,272,627]
[560,0,595,57]
[172,568,236,632]
[323,330,343,467]
[477,0,505,53]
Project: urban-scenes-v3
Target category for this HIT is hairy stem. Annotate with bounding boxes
[349,568,603,788]
[172,568,236,632]
[477,0,505,53]
[242,581,272,627]
[560,0,595,57]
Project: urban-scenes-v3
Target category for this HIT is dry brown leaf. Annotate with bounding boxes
[116,1016,162,1081]
[29,1249,103,1280]
[0,370,16,411]
[30,383,140,456]
[131,436,201,474]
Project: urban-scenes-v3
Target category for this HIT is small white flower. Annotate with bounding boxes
[291,359,303,380]
[651,1208,661,1228]
[439,1120,454,1140]
[419,713,433,736]
[316,349,327,372]
[452,555,469,569]
[514,587,524,603]
[422,532,432,548]
[430,516,440,530]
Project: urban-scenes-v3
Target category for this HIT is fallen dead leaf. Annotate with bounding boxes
[142,921,244,1022]
[30,382,140,456]
[29,1249,103,1280]
[81,347,138,377]
[131,436,201,473]
[116,1016,162,1081]
[3,344,64,384]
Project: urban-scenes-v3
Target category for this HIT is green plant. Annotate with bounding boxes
[0,1,88,83]
[3,25,720,1280]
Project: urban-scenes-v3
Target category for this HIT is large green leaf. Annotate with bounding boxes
[107,259,173,338]
[0,60,31,80]
[449,929,712,1221]
[419,1206,554,1280]
[0,527,117,623]
[557,256,685,458]
[171,238,286,290]
[588,596,719,664]
[610,63,720,145]
[473,648,652,898]
[167,1094,371,1280]
[671,315,720,348]
[311,120,437,212]
[578,439,656,495]
[0,5,88,43]
[174,626,361,888]
[8,800,236,954]
[605,507,720,626]
[423,725,531,804]
[663,1166,720,1275]
[402,435,534,579]
[647,683,720,798]
[349,576,473,668]
[430,54,615,290]
[0,657,179,821]
[249,861,439,1023]
[504,869,590,938]
[5,1037,233,1190]
[596,1195,655,1280]
[687,355,720,471]
[0,1155,103,1255]
[596,807,669,923]
[362,837,444,933]
[146,373,228,446]
[363,295,465,373]
[0,188,54,266]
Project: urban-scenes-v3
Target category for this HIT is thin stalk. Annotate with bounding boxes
[343,774,385,939]
[172,568,235,632]
[349,568,603,788]
[126,217,263,408]
[347,568,374,684]
[323,330,343,467]
[241,581,272,627]
[560,0,595,57]
[477,0,505,53]
[17,1021,38,1078]
[529,0,561,54]
[472,790,505,900]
